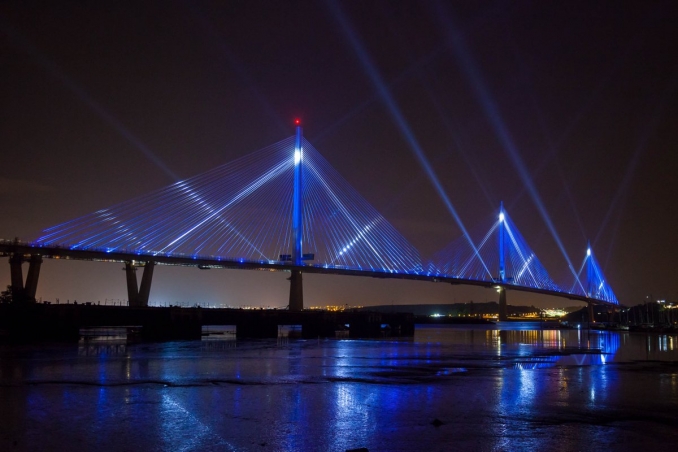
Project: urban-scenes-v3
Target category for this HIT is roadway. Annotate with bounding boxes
[0,240,619,307]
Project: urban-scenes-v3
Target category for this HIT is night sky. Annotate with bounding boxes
[1,1,677,308]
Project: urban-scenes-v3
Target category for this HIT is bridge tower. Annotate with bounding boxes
[289,121,304,311]
[585,242,593,298]
[497,202,509,321]
[585,243,595,323]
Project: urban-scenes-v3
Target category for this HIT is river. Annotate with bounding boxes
[1,324,677,451]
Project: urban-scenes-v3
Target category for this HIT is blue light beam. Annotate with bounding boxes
[325,0,491,278]
[0,19,178,181]
[431,4,580,282]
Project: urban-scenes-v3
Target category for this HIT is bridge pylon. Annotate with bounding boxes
[497,202,509,321]
[585,242,595,325]
[569,242,618,307]
[289,122,304,311]
[586,241,593,298]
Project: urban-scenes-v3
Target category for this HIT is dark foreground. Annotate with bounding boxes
[1,325,677,451]
[0,303,414,340]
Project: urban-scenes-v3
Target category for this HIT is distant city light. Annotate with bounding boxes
[542,308,567,318]
[308,305,363,311]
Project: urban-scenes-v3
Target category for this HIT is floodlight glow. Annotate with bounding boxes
[434,6,580,283]
[294,149,301,165]
[587,248,591,256]
[499,212,505,222]
[326,0,490,277]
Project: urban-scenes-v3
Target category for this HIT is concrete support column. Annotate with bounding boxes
[138,262,155,307]
[9,254,25,301]
[125,262,139,307]
[498,287,508,321]
[24,255,43,301]
[588,302,595,324]
[288,269,303,311]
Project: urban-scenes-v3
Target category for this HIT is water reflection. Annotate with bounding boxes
[2,326,678,451]
[78,343,128,356]
[201,325,236,342]
[415,326,634,369]
[160,393,237,451]
[330,383,375,447]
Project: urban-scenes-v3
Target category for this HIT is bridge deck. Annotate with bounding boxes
[1,242,618,307]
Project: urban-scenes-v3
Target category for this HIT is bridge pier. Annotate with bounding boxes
[138,261,155,306]
[125,261,155,307]
[498,287,508,321]
[125,262,139,306]
[588,301,595,324]
[8,254,42,302]
[9,254,25,301]
[288,269,303,311]
[25,255,43,300]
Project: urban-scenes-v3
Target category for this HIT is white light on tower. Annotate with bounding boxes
[499,212,505,222]
[587,248,591,256]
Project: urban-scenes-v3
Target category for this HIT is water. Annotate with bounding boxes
[1,325,677,451]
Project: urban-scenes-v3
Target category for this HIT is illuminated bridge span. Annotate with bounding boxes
[2,125,618,319]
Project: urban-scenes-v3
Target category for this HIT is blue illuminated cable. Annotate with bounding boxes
[35,134,423,275]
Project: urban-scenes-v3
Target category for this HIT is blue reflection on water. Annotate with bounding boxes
[4,326,678,451]
[160,393,237,452]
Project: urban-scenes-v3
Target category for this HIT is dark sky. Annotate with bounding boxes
[1,1,677,308]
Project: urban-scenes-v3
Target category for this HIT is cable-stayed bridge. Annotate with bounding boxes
[2,126,619,319]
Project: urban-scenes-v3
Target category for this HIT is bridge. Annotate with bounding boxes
[1,124,618,323]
